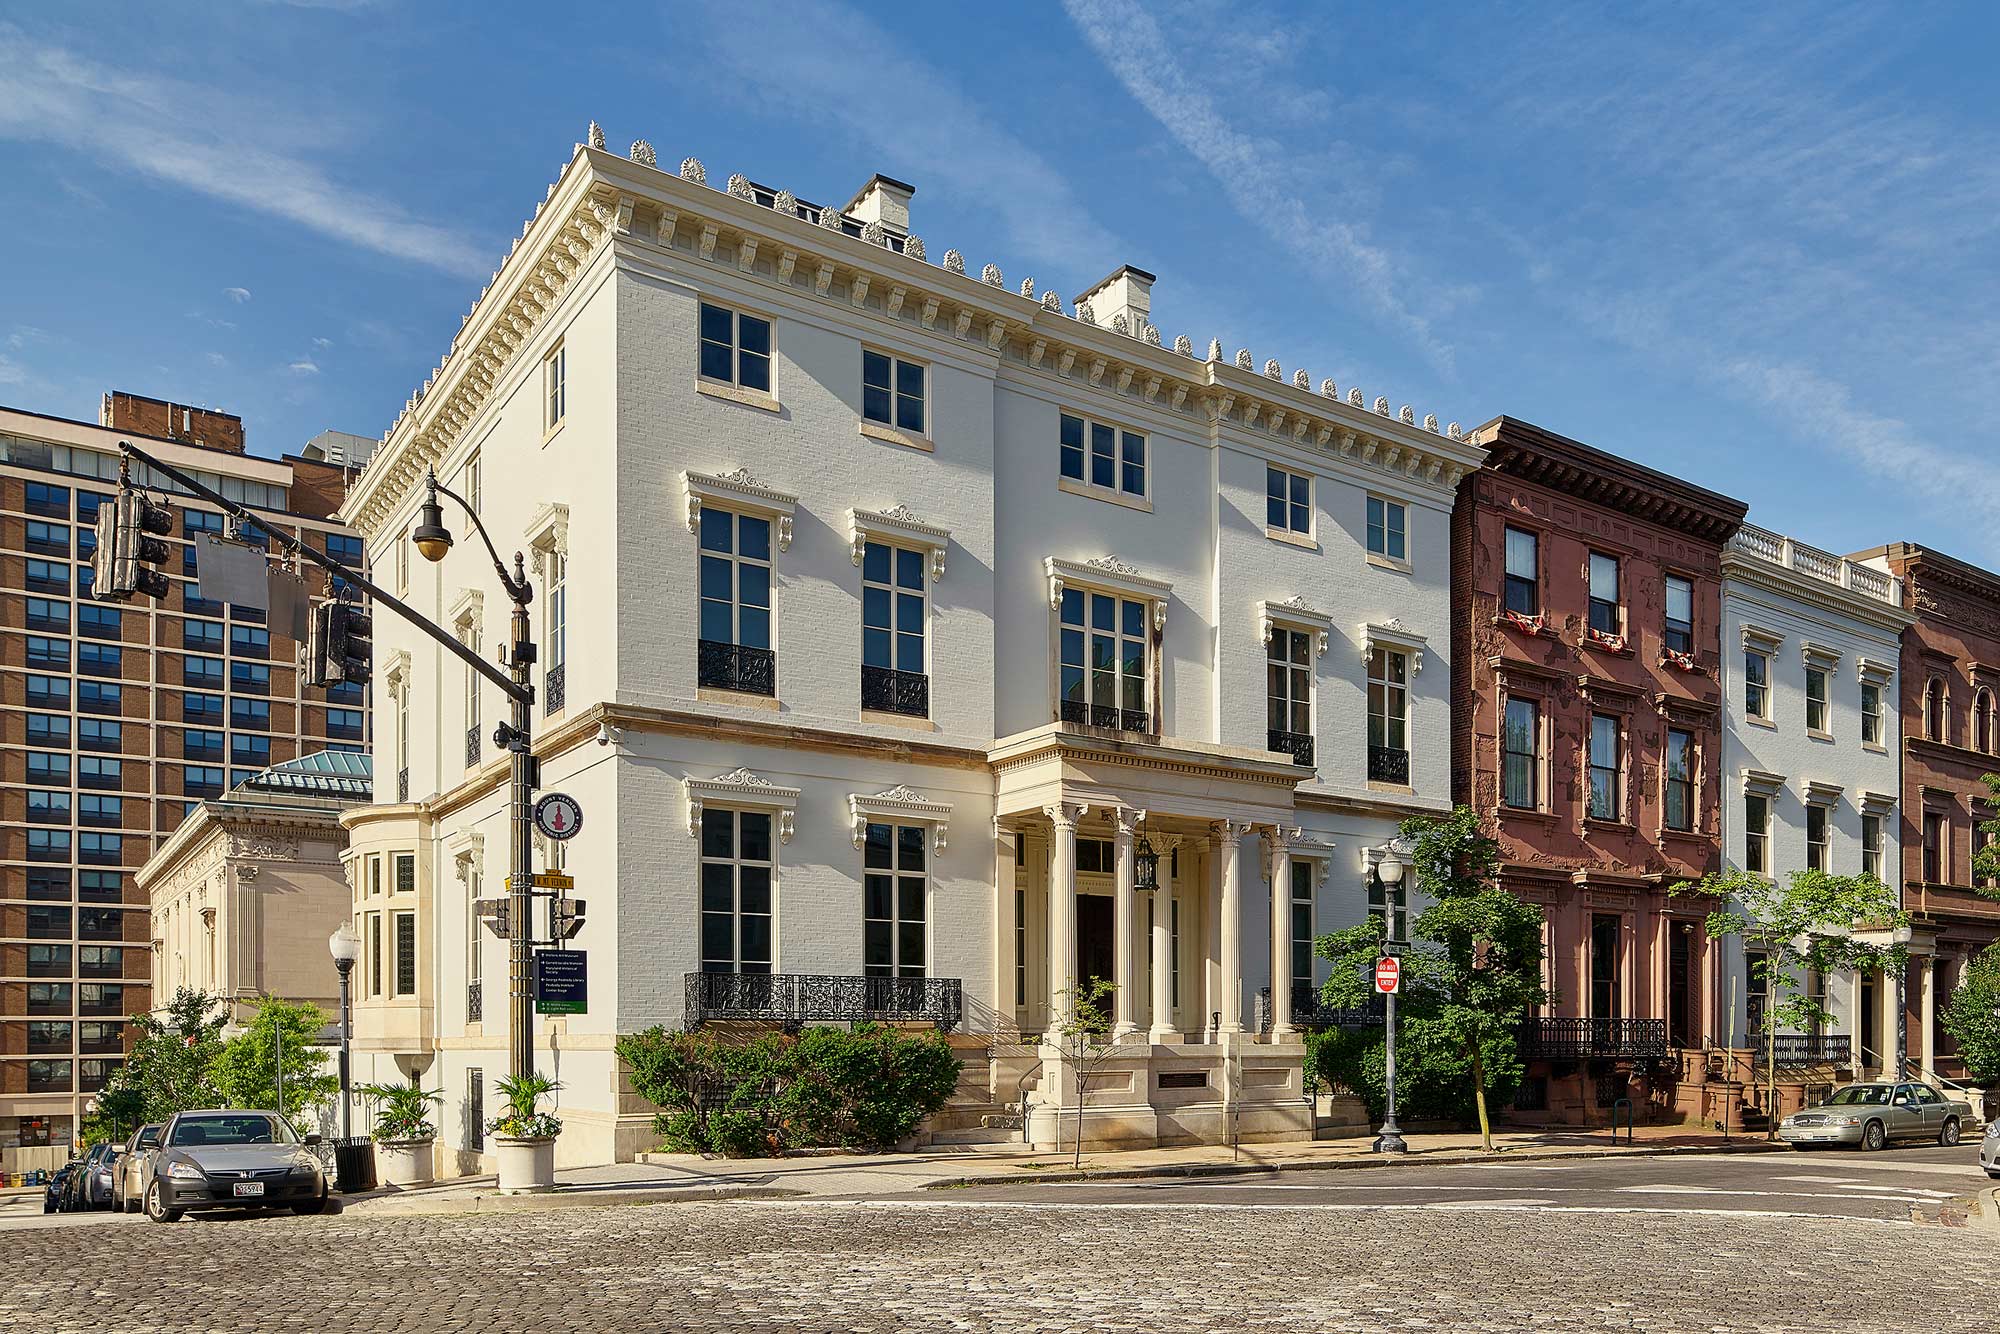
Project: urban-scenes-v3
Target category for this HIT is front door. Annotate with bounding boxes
[1667,929,1693,1047]
[1860,978,1878,1073]
[1076,895,1114,992]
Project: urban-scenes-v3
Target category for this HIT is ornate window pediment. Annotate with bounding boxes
[1857,656,1896,686]
[1361,618,1427,672]
[525,502,570,575]
[1259,597,1331,656]
[1802,641,1843,672]
[1741,623,1783,654]
[1860,789,1898,815]
[1804,779,1843,808]
[1046,555,1171,630]
[685,468,796,551]
[849,504,949,581]
[1741,767,1785,798]
[448,587,485,633]
[848,784,954,854]
[684,767,799,842]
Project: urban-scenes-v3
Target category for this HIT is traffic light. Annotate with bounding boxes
[550,896,586,942]
[90,489,174,602]
[306,598,372,687]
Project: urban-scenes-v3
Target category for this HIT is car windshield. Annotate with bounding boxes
[169,1114,296,1147]
[1825,1085,1891,1106]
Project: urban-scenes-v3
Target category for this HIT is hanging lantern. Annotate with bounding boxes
[1134,836,1159,890]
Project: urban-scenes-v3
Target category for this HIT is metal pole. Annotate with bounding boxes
[1374,984,1406,1153]
[1896,961,1909,1081]
[336,960,353,1143]
[508,569,535,1083]
[275,1015,284,1125]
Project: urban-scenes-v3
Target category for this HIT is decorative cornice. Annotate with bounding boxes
[848,504,950,580]
[849,784,954,853]
[685,468,797,551]
[1473,416,1747,545]
[1046,555,1172,630]
[1360,618,1427,672]
[525,502,571,576]
[1259,597,1331,656]
[1803,779,1843,808]
[684,767,800,843]
[447,586,485,630]
[1741,766,1786,798]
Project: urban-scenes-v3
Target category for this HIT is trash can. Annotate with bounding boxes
[334,1137,377,1194]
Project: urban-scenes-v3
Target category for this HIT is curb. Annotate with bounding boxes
[918,1140,1790,1190]
[337,1183,805,1217]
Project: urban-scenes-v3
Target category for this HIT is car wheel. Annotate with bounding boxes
[291,1187,328,1216]
[1861,1119,1887,1151]
[1940,1118,1962,1147]
[144,1181,183,1225]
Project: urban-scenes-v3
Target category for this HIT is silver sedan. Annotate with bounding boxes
[1779,1081,1973,1151]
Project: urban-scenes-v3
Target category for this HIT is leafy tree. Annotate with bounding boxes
[1940,942,2000,1083]
[1051,978,1118,1168]
[1312,806,1545,1149]
[1977,773,2000,895]
[207,996,337,1134]
[1675,868,1907,1137]
[83,988,226,1142]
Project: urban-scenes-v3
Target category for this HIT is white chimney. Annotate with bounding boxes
[1074,265,1156,331]
[843,173,916,235]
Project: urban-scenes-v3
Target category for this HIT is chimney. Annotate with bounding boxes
[1074,265,1156,332]
[843,173,916,235]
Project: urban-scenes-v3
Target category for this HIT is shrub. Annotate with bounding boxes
[1305,1020,1523,1126]
[357,1081,443,1141]
[617,1024,961,1156]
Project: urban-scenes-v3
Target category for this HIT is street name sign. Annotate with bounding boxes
[1374,956,1401,995]
[534,949,588,1014]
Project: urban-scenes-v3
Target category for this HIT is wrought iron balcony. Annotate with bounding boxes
[684,972,963,1031]
[698,640,777,696]
[466,726,481,768]
[1059,700,1150,733]
[1748,1033,1853,1066]
[1268,729,1315,767]
[1518,1017,1670,1061]
[544,662,566,715]
[861,665,929,718]
[1367,745,1410,785]
[466,980,483,1024]
[1266,987,1386,1032]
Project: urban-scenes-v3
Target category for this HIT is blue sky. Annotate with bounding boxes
[3,1,1997,561]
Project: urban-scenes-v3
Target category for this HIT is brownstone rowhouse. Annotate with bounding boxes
[1455,418,1747,1125]
[1852,543,2000,1081]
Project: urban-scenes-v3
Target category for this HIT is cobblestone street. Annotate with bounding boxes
[3,1198,1992,1332]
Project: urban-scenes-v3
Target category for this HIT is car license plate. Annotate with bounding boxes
[232,1181,265,1197]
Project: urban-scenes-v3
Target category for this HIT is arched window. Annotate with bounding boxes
[1975,688,1995,754]
[1925,677,1947,742]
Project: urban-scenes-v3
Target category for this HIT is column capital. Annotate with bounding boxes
[1113,806,1148,840]
[1042,801,1089,830]
[1211,818,1254,848]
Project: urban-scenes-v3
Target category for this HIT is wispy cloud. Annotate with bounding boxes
[288,358,320,375]
[0,25,484,276]
[223,287,251,304]
[311,336,333,349]
[1062,0,1453,370]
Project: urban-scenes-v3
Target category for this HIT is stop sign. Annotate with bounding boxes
[1374,957,1401,994]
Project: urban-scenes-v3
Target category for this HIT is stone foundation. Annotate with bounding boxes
[1023,1037,1313,1152]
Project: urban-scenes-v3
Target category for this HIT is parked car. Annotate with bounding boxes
[42,1158,79,1214]
[75,1140,122,1210]
[1778,1081,1973,1150]
[113,1123,165,1214]
[1981,1117,2000,1179]
[139,1109,328,1224]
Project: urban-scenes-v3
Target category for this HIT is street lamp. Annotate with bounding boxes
[1891,922,1914,1081]
[1372,842,1409,1155]
[412,468,539,1087]
[328,925,360,1144]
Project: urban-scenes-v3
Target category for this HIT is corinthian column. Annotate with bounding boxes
[1214,820,1252,1035]
[1043,801,1086,1031]
[1267,827,1299,1041]
[1111,808,1145,1041]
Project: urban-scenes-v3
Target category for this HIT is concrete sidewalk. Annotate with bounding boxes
[335,1125,1784,1216]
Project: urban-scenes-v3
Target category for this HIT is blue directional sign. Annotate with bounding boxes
[534,949,588,1015]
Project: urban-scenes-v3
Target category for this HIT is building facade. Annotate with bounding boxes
[0,398,368,1168]
[336,140,1483,1168]
[1719,523,1910,1079]
[1854,543,2000,1082]
[1453,417,1747,1121]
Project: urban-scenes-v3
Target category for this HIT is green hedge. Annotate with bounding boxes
[1304,1020,1523,1126]
[617,1024,961,1156]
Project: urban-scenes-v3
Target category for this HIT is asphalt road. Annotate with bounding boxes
[897,1142,1993,1222]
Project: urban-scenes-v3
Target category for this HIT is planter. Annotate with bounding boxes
[493,1135,557,1194]
[374,1137,434,1188]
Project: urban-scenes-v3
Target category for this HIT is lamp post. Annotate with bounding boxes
[413,469,539,1085]
[1373,842,1409,1155]
[328,925,360,1144]
[1891,923,1914,1081]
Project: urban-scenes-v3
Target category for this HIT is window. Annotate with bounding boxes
[1364,494,1406,562]
[697,508,774,694]
[697,302,771,392]
[465,1069,485,1153]
[1587,553,1621,636]
[27,753,70,785]
[1805,668,1829,734]
[184,655,225,689]
[183,765,224,796]
[25,558,69,592]
[1058,412,1146,498]
[460,619,481,766]
[328,707,364,736]
[1861,680,1884,745]
[1267,627,1313,763]
[231,735,270,765]
[1587,713,1622,821]
[28,829,72,861]
[25,519,70,555]
[1862,813,1884,880]
[80,756,120,789]
[1289,859,1316,1012]
[1664,575,1693,655]
[1924,678,1945,741]
[326,533,364,567]
[1745,795,1769,872]
[1503,527,1538,615]
[79,604,120,639]
[393,913,417,996]
[25,481,70,516]
[1265,467,1310,536]
[80,719,119,751]
[28,791,71,822]
[1367,648,1409,781]
[368,913,382,997]
[544,546,566,708]
[368,855,382,897]
[80,795,122,827]
[27,675,68,708]
[232,661,271,694]
[1664,728,1694,832]
[1590,914,1621,1019]
[25,597,67,631]
[1745,650,1770,720]
[28,714,69,745]
[863,822,928,977]
[231,697,270,729]
[543,343,566,432]
[1058,587,1148,732]
[26,636,69,668]
[466,858,483,990]
[699,808,774,973]
[1923,811,1945,884]
[80,832,122,864]
[1975,690,1996,755]
[396,528,409,595]
[395,854,415,894]
[78,681,120,714]
[79,642,120,677]
[230,625,270,657]
[184,618,225,651]
[861,349,926,434]
[861,541,927,717]
[1806,804,1830,872]
[78,871,120,903]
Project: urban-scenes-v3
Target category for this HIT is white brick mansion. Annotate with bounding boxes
[337,135,1483,1167]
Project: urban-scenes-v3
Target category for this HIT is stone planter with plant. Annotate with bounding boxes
[357,1081,443,1188]
[488,1072,562,1194]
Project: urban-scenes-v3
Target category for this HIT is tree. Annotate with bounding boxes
[207,996,337,1134]
[1051,978,1118,1169]
[1675,868,1907,1137]
[1976,773,2000,895]
[1312,806,1545,1149]
[1940,942,2000,1083]
[83,988,226,1142]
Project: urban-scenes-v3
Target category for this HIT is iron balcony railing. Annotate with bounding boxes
[397,768,410,803]
[1059,700,1150,733]
[466,726,481,768]
[698,640,776,696]
[861,665,929,718]
[684,972,963,1031]
[544,662,566,715]
[1519,1017,1670,1061]
[466,980,483,1024]
[1268,729,1315,768]
[1748,1033,1853,1066]
[1368,745,1411,784]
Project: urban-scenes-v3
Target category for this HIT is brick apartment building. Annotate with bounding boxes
[1454,417,1748,1121]
[0,393,369,1166]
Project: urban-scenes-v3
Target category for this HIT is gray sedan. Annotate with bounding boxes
[140,1109,328,1224]
[1779,1081,1973,1151]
